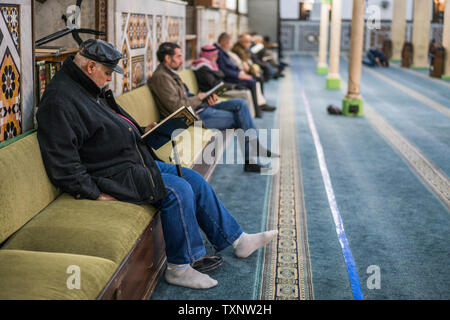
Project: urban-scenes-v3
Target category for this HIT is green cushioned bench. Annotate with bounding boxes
[0,76,221,300]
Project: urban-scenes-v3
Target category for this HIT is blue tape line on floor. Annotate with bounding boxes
[294,63,364,300]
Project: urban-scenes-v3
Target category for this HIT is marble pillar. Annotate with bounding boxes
[326,0,342,89]
[317,0,331,75]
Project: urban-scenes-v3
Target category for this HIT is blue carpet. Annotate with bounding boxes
[150,57,449,300]
[340,58,450,176]
[370,65,450,108]
[399,65,450,85]
[292,55,449,299]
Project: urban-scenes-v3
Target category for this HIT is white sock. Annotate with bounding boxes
[165,264,218,289]
[233,230,278,258]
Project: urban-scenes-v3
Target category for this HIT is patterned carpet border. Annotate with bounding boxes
[259,69,314,300]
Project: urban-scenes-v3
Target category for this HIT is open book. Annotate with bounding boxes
[141,106,198,150]
[250,43,265,54]
[202,81,225,101]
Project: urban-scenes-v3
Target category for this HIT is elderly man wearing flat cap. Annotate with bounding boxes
[36,39,277,290]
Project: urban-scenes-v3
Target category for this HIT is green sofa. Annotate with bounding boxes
[0,74,220,300]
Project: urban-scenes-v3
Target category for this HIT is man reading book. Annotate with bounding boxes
[36,39,278,290]
[148,42,278,173]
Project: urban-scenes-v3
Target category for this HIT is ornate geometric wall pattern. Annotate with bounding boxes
[128,14,147,49]
[113,1,185,96]
[131,55,145,89]
[146,34,153,78]
[280,25,295,51]
[168,16,181,45]
[0,4,21,143]
[156,15,163,48]
[1,5,19,51]
[121,40,130,93]
[146,14,153,78]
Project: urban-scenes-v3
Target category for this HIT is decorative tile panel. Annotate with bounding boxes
[0,3,22,143]
[128,14,147,49]
[156,15,163,48]
[1,5,19,51]
[112,0,186,96]
[121,40,130,93]
[131,55,145,89]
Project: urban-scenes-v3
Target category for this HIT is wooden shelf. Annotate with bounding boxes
[35,48,79,62]
[194,0,225,9]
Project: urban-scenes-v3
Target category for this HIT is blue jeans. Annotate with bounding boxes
[362,52,376,67]
[199,98,258,161]
[156,160,243,264]
[198,98,257,133]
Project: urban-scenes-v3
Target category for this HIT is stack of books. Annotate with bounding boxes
[35,60,62,103]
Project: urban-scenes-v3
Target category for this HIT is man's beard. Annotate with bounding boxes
[170,58,181,71]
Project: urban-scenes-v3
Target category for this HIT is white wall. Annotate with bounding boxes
[280,0,417,21]
[248,0,279,42]
[280,0,299,19]
[239,0,248,14]
[226,0,237,10]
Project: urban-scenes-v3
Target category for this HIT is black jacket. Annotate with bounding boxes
[36,56,167,205]
[193,66,244,92]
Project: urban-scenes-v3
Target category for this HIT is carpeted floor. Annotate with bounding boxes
[293,55,449,299]
[151,56,449,300]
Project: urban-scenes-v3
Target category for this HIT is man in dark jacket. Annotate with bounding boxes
[36,39,277,290]
[215,33,276,113]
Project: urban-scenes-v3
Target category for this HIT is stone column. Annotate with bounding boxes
[442,0,450,79]
[411,0,432,69]
[317,0,331,74]
[391,0,407,62]
[326,0,342,89]
[342,0,365,116]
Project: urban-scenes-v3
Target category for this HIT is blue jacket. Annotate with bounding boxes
[215,43,240,80]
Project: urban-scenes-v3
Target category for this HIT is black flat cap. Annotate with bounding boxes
[79,39,124,74]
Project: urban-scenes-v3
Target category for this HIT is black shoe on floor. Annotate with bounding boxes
[244,162,273,172]
[191,255,224,273]
[244,163,263,172]
[260,104,276,112]
[327,105,342,115]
